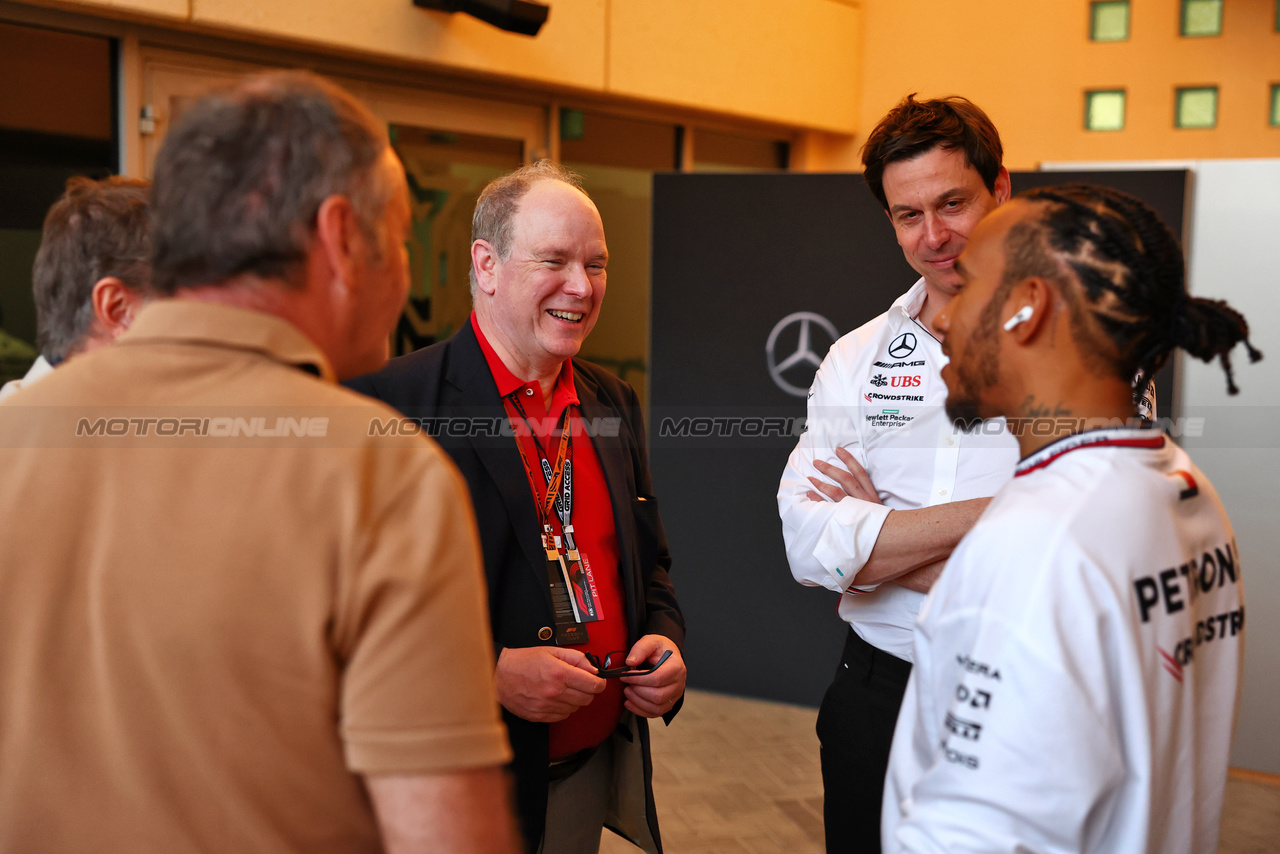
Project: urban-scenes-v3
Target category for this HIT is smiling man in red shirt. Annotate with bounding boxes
[348,160,686,854]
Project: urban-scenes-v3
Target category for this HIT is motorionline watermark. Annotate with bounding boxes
[367,416,622,439]
[963,415,1205,439]
[657,416,807,438]
[76,416,330,438]
[653,414,1206,439]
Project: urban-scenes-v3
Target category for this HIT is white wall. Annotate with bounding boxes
[1179,160,1280,776]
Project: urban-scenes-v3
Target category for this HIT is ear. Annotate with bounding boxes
[471,239,500,296]
[91,277,145,340]
[313,194,362,299]
[993,166,1012,206]
[1002,277,1053,345]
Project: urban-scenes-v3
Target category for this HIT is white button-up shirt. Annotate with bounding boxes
[777,279,1019,661]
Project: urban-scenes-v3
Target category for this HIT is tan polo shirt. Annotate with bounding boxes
[0,301,511,853]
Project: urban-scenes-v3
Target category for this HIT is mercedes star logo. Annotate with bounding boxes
[766,311,839,397]
[888,332,917,359]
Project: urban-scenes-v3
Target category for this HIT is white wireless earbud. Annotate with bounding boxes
[1002,305,1034,331]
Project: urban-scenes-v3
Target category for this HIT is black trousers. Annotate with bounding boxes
[815,627,912,854]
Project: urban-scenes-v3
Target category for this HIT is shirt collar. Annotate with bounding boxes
[119,299,334,381]
[471,312,579,412]
[892,277,929,322]
[1015,426,1166,477]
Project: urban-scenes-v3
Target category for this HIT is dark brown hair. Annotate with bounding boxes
[33,175,151,362]
[860,94,1004,210]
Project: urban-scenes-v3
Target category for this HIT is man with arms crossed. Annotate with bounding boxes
[348,161,686,854]
[0,175,151,401]
[883,183,1256,852]
[0,71,518,854]
[778,95,1019,853]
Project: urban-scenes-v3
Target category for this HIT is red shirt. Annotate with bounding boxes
[471,314,628,757]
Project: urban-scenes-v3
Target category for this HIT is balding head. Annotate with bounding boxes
[468,160,587,297]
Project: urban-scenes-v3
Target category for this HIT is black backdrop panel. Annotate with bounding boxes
[649,170,1186,707]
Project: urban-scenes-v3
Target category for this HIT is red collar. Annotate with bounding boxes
[471,312,579,413]
[1015,427,1165,477]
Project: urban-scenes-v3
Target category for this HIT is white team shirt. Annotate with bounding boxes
[777,279,1019,661]
[883,427,1244,854]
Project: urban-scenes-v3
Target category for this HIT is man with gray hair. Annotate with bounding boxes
[0,70,518,854]
[348,160,686,854]
[0,175,151,401]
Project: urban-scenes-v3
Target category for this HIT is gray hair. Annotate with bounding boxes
[33,175,151,362]
[150,70,391,294]
[469,160,586,296]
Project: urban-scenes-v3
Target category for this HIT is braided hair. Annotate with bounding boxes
[1017,183,1262,394]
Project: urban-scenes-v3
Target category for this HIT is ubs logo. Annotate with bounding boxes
[870,374,887,388]
[888,332,917,359]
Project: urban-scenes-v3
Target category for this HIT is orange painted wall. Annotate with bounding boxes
[16,0,861,134]
[826,0,1280,171]
[13,0,1279,165]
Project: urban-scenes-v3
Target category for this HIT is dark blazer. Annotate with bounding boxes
[346,322,684,853]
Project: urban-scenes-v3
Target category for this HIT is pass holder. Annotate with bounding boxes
[542,524,588,644]
[542,457,599,623]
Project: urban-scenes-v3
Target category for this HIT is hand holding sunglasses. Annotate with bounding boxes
[584,649,673,679]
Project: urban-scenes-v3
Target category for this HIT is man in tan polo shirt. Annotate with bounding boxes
[0,71,518,854]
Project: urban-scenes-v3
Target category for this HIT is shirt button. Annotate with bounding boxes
[939,488,948,496]
[538,627,554,641]
[525,387,534,396]
[945,437,955,446]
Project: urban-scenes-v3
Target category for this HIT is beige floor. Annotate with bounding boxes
[600,689,1280,854]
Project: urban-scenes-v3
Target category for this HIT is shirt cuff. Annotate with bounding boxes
[812,500,893,591]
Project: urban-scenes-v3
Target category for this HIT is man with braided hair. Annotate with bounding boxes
[883,184,1260,854]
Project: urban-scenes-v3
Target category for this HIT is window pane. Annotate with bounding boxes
[1086,90,1126,131]
[1271,85,1280,127]
[1091,1,1130,41]
[388,125,523,355]
[0,21,116,381]
[692,129,789,172]
[559,110,680,406]
[1181,0,1222,36]
[559,110,677,172]
[1176,87,1218,128]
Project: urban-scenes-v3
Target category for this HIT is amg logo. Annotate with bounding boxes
[872,360,925,369]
